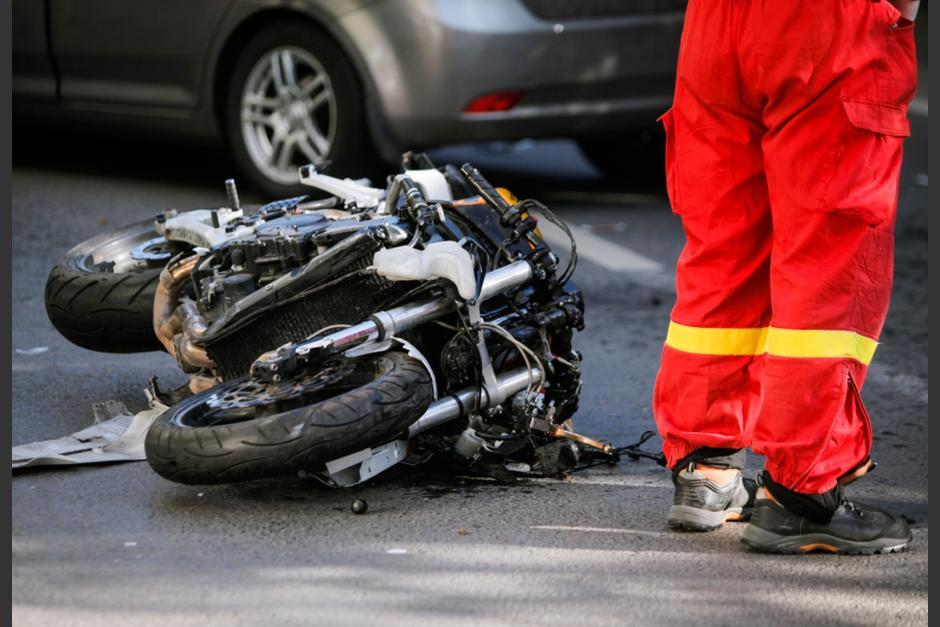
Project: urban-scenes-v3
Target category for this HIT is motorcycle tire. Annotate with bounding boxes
[44,221,171,353]
[145,351,433,485]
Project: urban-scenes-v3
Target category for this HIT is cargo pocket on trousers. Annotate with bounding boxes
[658,108,681,215]
[819,98,911,228]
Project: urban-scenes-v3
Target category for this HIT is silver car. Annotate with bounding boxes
[13,0,684,194]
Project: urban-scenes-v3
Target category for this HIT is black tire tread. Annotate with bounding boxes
[44,263,162,353]
[145,352,433,485]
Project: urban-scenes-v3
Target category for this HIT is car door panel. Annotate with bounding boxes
[50,0,233,110]
[13,0,57,101]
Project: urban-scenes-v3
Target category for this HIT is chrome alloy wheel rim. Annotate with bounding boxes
[240,46,337,185]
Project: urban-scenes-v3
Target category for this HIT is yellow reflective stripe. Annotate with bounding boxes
[664,322,878,365]
[665,322,768,356]
[766,328,878,365]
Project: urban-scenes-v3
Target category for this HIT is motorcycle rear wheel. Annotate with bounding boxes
[145,351,433,485]
[44,220,173,353]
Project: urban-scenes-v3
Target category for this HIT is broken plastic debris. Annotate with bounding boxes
[12,394,168,469]
[92,400,130,424]
[15,347,49,355]
[124,542,138,548]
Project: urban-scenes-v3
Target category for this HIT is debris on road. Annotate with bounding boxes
[92,400,131,424]
[351,499,369,515]
[11,393,168,469]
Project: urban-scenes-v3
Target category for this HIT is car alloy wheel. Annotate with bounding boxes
[239,46,337,186]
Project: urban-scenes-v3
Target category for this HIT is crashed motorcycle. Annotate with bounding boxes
[45,154,634,487]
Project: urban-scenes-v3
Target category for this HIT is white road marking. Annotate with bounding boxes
[445,472,672,490]
[910,97,928,117]
[535,214,664,273]
[530,525,668,537]
[15,346,49,355]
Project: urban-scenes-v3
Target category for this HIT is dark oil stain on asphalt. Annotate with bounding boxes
[194,458,557,508]
[409,475,542,500]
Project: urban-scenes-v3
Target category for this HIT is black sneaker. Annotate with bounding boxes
[668,466,756,531]
[742,492,912,554]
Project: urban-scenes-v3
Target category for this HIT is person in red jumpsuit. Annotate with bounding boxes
[653,0,919,553]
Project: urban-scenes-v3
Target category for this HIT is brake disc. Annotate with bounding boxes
[202,361,355,422]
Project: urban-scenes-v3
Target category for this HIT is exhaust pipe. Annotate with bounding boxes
[154,255,198,355]
[153,254,214,371]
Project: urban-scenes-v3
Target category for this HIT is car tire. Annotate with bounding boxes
[224,22,376,198]
[578,126,666,188]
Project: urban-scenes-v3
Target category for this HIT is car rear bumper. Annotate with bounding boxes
[339,0,684,150]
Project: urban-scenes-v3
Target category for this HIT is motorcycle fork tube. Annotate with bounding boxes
[292,260,533,358]
[407,367,540,438]
[291,299,453,358]
[294,320,381,357]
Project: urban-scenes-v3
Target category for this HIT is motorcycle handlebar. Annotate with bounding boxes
[459,163,513,216]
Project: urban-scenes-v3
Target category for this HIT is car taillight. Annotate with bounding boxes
[463,91,524,113]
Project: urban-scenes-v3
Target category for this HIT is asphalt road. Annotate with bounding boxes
[11,113,928,625]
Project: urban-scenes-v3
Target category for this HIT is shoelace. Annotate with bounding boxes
[841,497,866,518]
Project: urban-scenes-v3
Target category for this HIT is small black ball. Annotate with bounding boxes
[351,499,368,515]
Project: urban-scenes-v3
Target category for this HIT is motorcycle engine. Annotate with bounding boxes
[192,213,329,321]
[187,212,415,379]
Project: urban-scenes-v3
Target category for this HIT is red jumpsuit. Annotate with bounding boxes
[653,0,917,495]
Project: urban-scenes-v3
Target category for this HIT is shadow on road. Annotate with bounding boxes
[12,126,667,204]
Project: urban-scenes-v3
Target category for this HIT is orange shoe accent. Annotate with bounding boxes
[839,458,875,486]
[799,543,840,553]
[724,512,745,522]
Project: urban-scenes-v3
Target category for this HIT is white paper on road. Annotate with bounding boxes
[11,396,168,470]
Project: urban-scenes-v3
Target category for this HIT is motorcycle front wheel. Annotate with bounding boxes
[145,351,433,485]
[44,220,174,353]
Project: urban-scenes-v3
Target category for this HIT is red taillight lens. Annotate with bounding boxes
[463,90,524,113]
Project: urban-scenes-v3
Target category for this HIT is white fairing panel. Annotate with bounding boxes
[373,241,476,300]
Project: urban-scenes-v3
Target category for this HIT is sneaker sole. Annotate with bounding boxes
[668,505,749,532]
[741,524,912,555]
